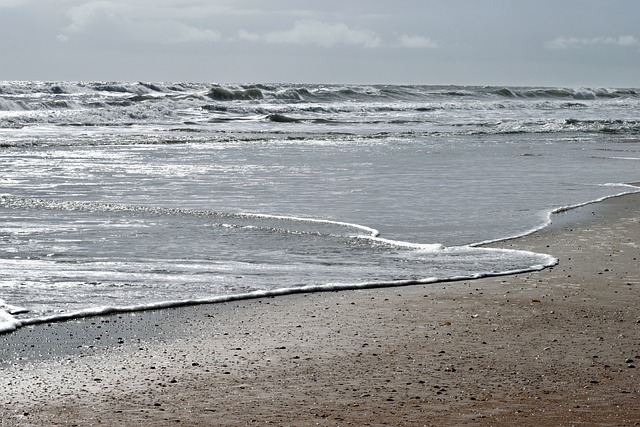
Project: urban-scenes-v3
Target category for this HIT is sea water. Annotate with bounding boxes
[1,82,639,332]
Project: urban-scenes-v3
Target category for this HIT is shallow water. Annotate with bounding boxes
[1,82,639,332]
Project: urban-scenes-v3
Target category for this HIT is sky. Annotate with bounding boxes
[1,0,639,86]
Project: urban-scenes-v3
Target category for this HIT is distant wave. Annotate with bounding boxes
[2,81,639,116]
[2,81,638,102]
[2,81,640,144]
[491,86,638,100]
[207,86,264,101]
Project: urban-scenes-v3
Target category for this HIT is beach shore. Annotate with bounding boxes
[1,191,639,426]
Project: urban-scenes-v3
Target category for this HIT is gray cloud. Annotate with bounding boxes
[396,35,438,49]
[547,35,640,49]
[237,20,382,48]
[57,1,223,44]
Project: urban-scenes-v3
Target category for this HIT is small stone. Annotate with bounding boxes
[624,358,634,363]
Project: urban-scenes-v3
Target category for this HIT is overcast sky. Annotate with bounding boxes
[1,0,639,86]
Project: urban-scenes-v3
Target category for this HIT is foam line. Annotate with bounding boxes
[353,235,444,251]
[471,183,640,247]
[0,196,380,238]
[243,211,380,237]
[1,247,556,334]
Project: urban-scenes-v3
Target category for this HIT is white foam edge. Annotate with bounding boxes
[0,196,381,238]
[243,212,380,237]
[0,300,29,333]
[351,235,445,251]
[1,247,557,335]
[471,183,640,247]
[0,309,23,334]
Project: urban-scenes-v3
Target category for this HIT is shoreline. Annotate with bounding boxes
[7,187,640,337]
[1,191,639,426]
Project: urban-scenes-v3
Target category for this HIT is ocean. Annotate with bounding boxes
[1,82,639,333]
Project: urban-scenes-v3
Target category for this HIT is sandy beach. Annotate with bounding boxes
[1,191,639,426]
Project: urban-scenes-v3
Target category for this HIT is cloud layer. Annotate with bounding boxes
[238,20,383,48]
[1,0,639,86]
[56,3,435,50]
[57,1,224,44]
[547,35,640,49]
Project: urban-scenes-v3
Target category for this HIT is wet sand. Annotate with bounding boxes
[1,191,639,426]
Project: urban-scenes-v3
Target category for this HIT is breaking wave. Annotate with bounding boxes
[2,81,640,144]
